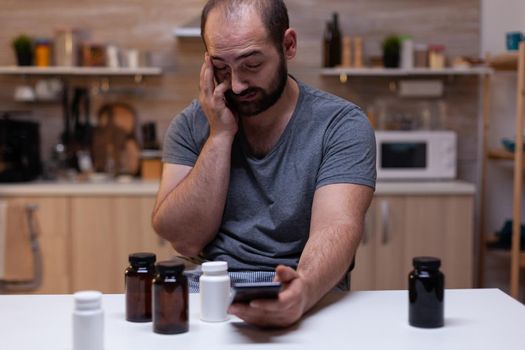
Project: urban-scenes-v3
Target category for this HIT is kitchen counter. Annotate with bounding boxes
[0,179,160,196]
[0,180,475,196]
[0,289,523,350]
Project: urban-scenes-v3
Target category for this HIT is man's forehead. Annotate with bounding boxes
[205,10,269,55]
[204,5,269,53]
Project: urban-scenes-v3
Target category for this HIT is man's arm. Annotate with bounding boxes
[151,136,233,256]
[228,183,373,327]
[151,54,237,256]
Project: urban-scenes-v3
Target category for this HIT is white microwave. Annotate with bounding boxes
[375,131,457,180]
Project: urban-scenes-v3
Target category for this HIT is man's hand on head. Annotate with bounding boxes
[227,265,311,328]
[199,53,238,139]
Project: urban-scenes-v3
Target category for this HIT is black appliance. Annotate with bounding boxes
[0,115,41,182]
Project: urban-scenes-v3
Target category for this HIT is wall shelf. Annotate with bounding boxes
[321,67,492,77]
[173,17,201,39]
[0,66,162,76]
[488,148,525,162]
[172,27,201,38]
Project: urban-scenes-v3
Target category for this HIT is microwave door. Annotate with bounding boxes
[378,141,429,179]
[381,142,427,169]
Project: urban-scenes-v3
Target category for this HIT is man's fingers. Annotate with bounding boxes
[200,53,215,97]
[274,265,299,284]
[228,303,293,328]
[213,79,231,104]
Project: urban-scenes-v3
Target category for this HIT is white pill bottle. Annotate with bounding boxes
[73,290,104,350]
[200,261,231,322]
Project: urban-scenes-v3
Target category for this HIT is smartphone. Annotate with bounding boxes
[231,281,282,304]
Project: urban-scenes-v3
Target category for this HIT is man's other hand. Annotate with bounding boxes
[227,265,310,328]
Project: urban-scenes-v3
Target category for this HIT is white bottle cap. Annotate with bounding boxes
[201,261,228,273]
[74,290,102,310]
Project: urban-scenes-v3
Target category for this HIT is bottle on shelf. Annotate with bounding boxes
[353,36,364,68]
[330,12,342,67]
[322,12,342,68]
[401,36,414,70]
[323,21,334,67]
[342,36,352,67]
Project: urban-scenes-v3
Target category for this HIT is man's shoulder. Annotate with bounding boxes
[178,99,206,121]
[296,80,364,126]
[297,80,360,114]
[169,99,208,130]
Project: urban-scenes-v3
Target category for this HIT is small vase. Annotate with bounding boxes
[16,50,33,66]
[383,53,400,68]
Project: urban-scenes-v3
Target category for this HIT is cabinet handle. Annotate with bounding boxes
[381,200,390,245]
[158,237,167,247]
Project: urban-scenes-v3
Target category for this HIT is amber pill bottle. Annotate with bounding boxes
[408,256,445,328]
[125,252,156,322]
[152,260,189,334]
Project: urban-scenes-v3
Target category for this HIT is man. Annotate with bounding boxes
[152,0,376,328]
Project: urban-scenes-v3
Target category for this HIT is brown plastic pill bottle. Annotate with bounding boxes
[152,260,189,334]
[125,252,156,322]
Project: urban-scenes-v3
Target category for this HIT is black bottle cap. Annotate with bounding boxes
[413,256,441,270]
[129,252,156,267]
[156,260,185,275]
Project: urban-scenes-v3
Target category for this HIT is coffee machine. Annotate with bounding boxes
[0,113,41,182]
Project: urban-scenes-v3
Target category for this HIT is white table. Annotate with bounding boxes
[1,289,523,350]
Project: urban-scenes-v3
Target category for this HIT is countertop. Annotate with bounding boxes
[0,289,523,350]
[0,180,476,196]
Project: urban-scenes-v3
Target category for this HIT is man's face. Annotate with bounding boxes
[204,8,288,117]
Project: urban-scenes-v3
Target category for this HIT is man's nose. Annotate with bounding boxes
[230,71,248,95]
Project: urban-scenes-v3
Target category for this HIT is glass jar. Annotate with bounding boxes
[408,256,445,328]
[34,38,51,67]
[153,260,188,334]
[428,45,446,69]
[125,252,156,322]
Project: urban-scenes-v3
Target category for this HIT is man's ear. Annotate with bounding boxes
[282,28,297,60]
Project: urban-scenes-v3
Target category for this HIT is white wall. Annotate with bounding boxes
[481,0,525,235]
[481,0,525,55]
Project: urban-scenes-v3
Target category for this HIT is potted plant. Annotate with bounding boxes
[11,34,33,66]
[382,35,401,68]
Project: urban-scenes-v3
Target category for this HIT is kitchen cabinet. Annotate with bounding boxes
[2,196,69,294]
[71,196,174,293]
[352,194,474,290]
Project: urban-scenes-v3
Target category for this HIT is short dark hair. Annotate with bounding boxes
[200,0,290,50]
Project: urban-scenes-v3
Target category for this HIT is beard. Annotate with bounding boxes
[224,53,288,118]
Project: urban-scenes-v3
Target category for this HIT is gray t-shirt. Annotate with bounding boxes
[163,79,376,271]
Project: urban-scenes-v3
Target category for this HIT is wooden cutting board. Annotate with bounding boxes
[91,103,140,175]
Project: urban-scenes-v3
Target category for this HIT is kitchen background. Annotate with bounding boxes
[0,0,524,295]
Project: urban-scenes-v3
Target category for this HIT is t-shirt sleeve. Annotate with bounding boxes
[316,106,377,190]
[162,101,206,167]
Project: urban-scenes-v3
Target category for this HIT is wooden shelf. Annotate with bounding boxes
[0,66,162,76]
[172,27,201,38]
[488,53,519,71]
[173,17,201,38]
[320,67,492,77]
[488,148,525,161]
[479,41,525,299]
[486,249,525,266]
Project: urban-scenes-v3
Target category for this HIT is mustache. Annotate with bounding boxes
[225,87,262,98]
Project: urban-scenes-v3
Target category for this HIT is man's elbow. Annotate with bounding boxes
[151,215,203,257]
